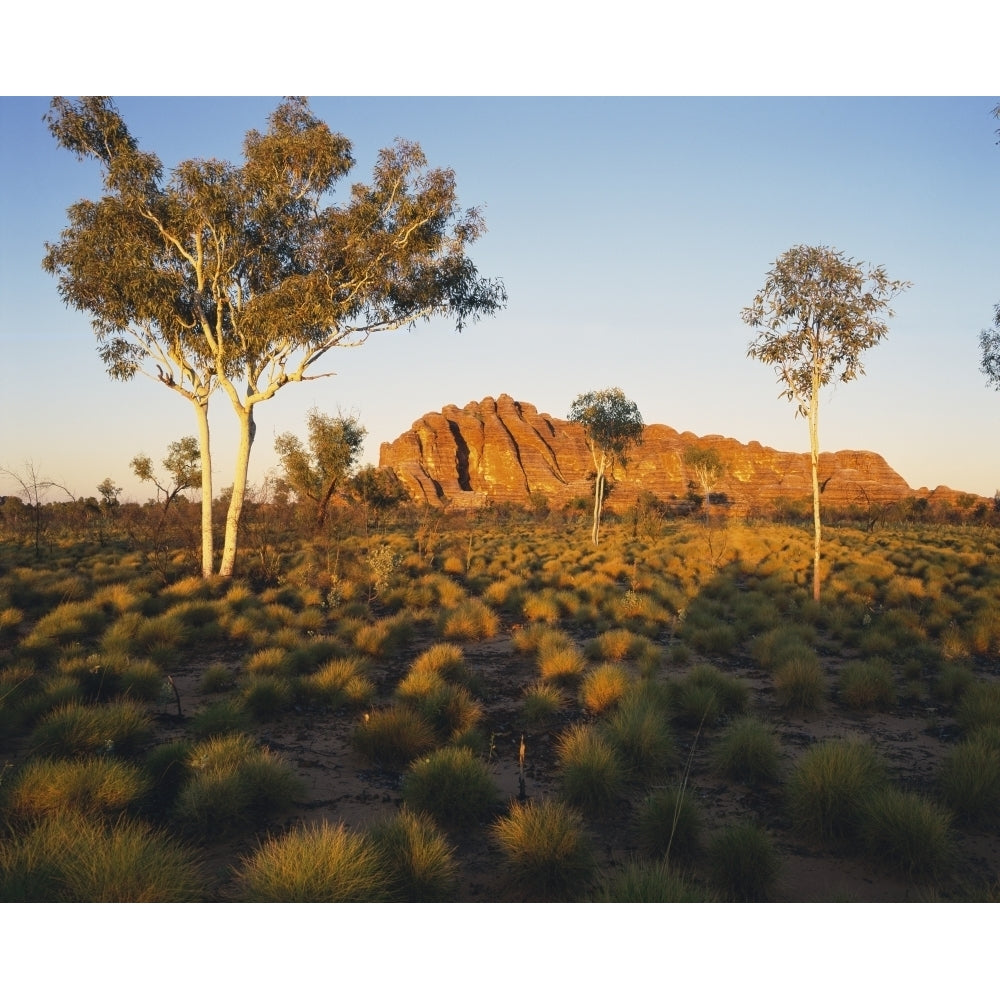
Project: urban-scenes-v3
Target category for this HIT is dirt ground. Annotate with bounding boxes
[159,624,1000,903]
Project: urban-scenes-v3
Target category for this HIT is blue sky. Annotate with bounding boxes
[2,93,998,503]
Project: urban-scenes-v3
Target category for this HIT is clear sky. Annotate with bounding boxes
[1,52,998,505]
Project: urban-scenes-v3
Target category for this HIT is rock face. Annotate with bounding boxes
[378,394,916,513]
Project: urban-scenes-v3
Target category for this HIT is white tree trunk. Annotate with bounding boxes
[809,366,822,603]
[591,455,606,547]
[219,405,255,577]
[192,398,215,578]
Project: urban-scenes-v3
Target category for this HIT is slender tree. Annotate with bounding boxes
[742,244,909,601]
[131,436,201,532]
[44,97,507,576]
[682,444,725,519]
[568,388,644,546]
[275,408,366,528]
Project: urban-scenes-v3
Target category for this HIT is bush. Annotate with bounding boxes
[787,739,885,843]
[31,699,151,758]
[838,658,895,710]
[938,732,1000,827]
[234,821,390,902]
[592,858,714,902]
[860,787,952,877]
[6,756,150,819]
[369,808,459,902]
[492,799,596,901]
[555,724,625,817]
[636,787,703,864]
[351,706,437,770]
[401,746,499,828]
[0,812,204,902]
[579,663,630,715]
[602,694,676,780]
[174,734,302,836]
[710,716,781,785]
[707,822,780,902]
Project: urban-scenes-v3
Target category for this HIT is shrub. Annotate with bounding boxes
[304,657,374,709]
[710,716,781,785]
[31,699,151,758]
[773,655,825,712]
[492,799,596,901]
[6,756,150,819]
[351,706,437,770]
[555,724,625,816]
[520,682,564,724]
[401,746,499,828]
[369,808,459,902]
[787,739,885,843]
[579,663,630,715]
[636,787,703,864]
[707,822,780,902]
[602,694,676,780]
[234,821,390,902]
[174,734,302,836]
[860,787,952,877]
[0,812,204,902]
[838,658,896,710]
[938,732,1000,826]
[592,858,714,902]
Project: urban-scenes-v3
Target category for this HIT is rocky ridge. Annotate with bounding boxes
[378,394,961,514]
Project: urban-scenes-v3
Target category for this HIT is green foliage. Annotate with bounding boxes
[938,732,1000,827]
[710,716,781,784]
[555,724,625,816]
[492,799,596,901]
[234,821,390,902]
[670,663,749,727]
[520,682,564,724]
[401,746,499,828]
[707,822,780,902]
[956,681,1000,734]
[351,706,437,770]
[838,658,896,710]
[6,756,150,819]
[31,699,151,758]
[787,739,885,843]
[602,692,677,780]
[593,858,715,902]
[368,808,459,902]
[774,654,826,712]
[637,788,704,864]
[859,787,952,877]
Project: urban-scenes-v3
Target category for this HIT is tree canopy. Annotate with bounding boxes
[44,97,507,576]
[742,244,909,600]
[568,387,644,546]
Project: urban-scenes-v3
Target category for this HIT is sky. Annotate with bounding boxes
[1,24,999,506]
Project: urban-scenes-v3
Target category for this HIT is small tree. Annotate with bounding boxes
[741,244,909,601]
[274,408,365,529]
[131,437,201,526]
[567,388,644,546]
[682,445,725,519]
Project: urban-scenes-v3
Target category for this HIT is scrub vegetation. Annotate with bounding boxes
[2,496,1000,902]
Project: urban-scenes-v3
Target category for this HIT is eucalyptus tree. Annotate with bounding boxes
[131,436,201,530]
[741,244,909,601]
[682,444,725,519]
[44,97,507,576]
[568,388,644,546]
[274,408,366,529]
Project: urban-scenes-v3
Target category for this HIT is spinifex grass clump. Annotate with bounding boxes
[710,716,781,785]
[669,664,749,728]
[441,598,500,641]
[750,624,817,671]
[787,739,885,843]
[592,858,715,902]
[236,675,294,721]
[537,638,587,686]
[401,746,499,828]
[56,651,162,703]
[188,698,251,739]
[637,787,703,864]
[410,643,477,687]
[6,756,151,819]
[303,656,374,709]
[602,689,677,781]
[397,669,484,742]
[956,681,1000,734]
[234,821,390,902]
[773,651,826,712]
[173,733,303,837]
[579,663,631,715]
[31,699,151,758]
[707,821,780,902]
[859,787,953,877]
[838,658,896,710]
[520,682,564,724]
[0,812,205,902]
[368,808,459,902]
[937,731,1000,827]
[353,611,414,657]
[555,724,625,816]
[584,627,649,662]
[492,798,596,901]
[351,706,437,770]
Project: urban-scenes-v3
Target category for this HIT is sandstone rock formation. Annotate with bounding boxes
[378,394,919,513]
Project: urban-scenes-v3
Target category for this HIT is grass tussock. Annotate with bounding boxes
[351,706,437,770]
[707,822,780,902]
[859,787,953,877]
[637,787,703,864]
[555,724,625,816]
[592,858,715,902]
[369,808,459,902]
[710,716,781,785]
[401,746,499,828]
